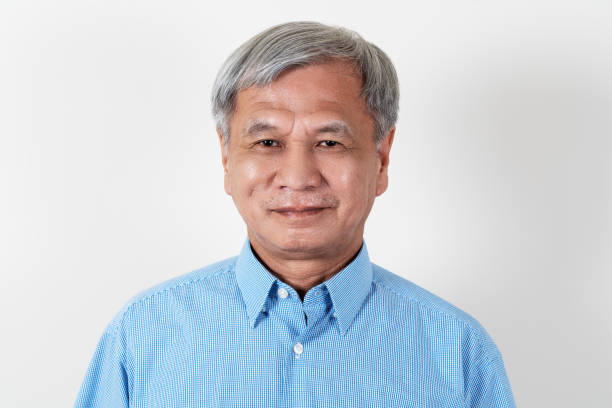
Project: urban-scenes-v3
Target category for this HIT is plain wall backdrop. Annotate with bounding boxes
[1,1,610,406]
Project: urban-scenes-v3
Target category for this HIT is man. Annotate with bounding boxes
[75,21,516,407]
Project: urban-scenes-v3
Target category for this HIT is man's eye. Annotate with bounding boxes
[319,140,339,147]
[257,140,278,147]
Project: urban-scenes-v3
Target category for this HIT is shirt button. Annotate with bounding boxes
[277,287,289,299]
[293,342,304,355]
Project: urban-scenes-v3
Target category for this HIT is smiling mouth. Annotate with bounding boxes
[271,207,329,218]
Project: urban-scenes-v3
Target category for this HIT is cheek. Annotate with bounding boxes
[230,157,271,198]
[328,159,376,206]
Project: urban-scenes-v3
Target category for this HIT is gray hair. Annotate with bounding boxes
[211,21,399,147]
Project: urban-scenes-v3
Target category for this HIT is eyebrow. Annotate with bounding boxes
[245,119,276,136]
[315,121,352,136]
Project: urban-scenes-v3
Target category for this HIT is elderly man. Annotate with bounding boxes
[75,21,515,407]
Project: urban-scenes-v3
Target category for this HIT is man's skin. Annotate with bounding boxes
[218,59,395,300]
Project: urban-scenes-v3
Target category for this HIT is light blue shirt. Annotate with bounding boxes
[75,239,515,407]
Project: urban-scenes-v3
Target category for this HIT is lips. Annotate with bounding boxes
[270,206,330,220]
[265,196,339,222]
[272,206,327,213]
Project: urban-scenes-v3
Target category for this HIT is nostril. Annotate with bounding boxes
[274,159,323,190]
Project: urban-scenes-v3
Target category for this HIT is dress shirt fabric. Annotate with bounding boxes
[74,239,516,407]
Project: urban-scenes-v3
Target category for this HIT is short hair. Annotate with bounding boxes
[211,21,399,147]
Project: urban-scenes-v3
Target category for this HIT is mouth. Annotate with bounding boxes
[270,206,329,219]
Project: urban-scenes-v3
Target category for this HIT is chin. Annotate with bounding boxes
[265,230,335,258]
[276,235,324,252]
[278,240,323,254]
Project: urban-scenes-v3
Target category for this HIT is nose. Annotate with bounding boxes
[274,145,322,191]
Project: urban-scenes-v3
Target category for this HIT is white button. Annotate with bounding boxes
[277,287,289,299]
[293,342,304,355]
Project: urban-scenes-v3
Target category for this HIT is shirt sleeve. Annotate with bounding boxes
[463,344,516,408]
[74,319,131,408]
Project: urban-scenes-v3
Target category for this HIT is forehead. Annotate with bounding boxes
[232,60,370,122]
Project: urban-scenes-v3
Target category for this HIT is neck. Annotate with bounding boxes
[248,234,363,301]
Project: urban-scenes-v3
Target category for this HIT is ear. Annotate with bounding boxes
[375,127,395,197]
[217,128,231,196]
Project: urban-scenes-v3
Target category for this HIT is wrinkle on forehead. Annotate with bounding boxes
[239,91,359,115]
[240,109,294,137]
[240,109,356,141]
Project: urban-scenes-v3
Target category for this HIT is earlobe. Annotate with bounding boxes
[224,174,232,196]
[218,128,229,170]
[375,127,395,196]
[378,127,395,171]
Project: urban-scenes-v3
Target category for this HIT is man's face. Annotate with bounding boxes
[219,60,394,260]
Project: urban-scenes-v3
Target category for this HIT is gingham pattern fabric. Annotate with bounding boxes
[74,239,516,407]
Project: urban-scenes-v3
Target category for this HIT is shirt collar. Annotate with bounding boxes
[234,238,373,336]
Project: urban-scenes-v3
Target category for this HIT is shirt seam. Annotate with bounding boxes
[115,262,236,331]
[461,346,502,407]
[372,277,496,360]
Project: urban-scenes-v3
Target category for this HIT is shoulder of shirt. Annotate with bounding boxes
[104,256,238,332]
[371,262,501,359]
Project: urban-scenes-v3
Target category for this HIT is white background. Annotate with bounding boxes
[1,1,610,406]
